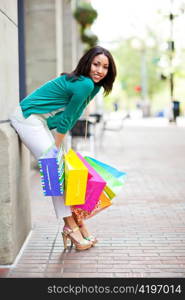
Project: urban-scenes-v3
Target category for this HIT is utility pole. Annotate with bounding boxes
[141,47,148,102]
[169,0,175,103]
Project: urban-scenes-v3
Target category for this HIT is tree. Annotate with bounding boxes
[105,37,167,111]
[74,2,98,50]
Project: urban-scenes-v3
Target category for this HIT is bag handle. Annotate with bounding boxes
[84,98,89,142]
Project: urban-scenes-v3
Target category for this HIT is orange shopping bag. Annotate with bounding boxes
[72,189,112,222]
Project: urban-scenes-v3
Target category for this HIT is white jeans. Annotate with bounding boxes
[10,105,71,219]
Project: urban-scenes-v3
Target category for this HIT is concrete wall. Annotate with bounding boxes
[24,0,82,94]
[24,0,57,94]
[63,0,79,71]
[0,0,31,264]
[56,0,83,75]
[0,0,20,120]
[0,125,31,264]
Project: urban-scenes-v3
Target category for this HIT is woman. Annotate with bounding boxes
[10,45,117,251]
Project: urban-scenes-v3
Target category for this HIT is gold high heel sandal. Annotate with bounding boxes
[79,224,98,246]
[62,226,92,251]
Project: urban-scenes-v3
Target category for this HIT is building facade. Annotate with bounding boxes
[0,0,83,265]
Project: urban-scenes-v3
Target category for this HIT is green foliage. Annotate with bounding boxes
[113,39,165,97]
[81,32,98,48]
[74,3,97,28]
[105,38,168,112]
[74,2,98,49]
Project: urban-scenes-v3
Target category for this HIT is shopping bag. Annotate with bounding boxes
[64,148,88,205]
[87,189,112,218]
[72,189,112,222]
[38,145,64,196]
[86,189,112,219]
[84,156,126,199]
[86,157,127,183]
[73,152,106,212]
[99,190,112,209]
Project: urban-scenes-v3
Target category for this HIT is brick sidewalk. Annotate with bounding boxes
[2,118,185,278]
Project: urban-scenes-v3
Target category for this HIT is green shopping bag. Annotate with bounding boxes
[84,156,126,199]
[86,156,127,183]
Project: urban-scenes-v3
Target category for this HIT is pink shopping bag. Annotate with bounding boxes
[73,152,106,212]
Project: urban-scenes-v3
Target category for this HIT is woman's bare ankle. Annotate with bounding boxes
[63,216,85,242]
[63,216,78,229]
[79,223,91,238]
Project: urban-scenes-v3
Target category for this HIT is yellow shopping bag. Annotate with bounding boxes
[64,149,88,205]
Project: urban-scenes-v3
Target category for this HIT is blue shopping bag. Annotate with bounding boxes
[38,145,64,196]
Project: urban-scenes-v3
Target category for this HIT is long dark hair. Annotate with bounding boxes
[61,46,117,96]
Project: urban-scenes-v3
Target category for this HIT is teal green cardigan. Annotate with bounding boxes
[20,75,101,134]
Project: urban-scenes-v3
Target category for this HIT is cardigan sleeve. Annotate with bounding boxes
[46,78,94,134]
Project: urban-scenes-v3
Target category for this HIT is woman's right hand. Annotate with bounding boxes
[55,132,66,149]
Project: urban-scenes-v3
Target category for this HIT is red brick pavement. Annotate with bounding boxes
[1,118,185,278]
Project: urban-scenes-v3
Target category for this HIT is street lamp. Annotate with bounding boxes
[167,0,185,121]
[168,0,175,103]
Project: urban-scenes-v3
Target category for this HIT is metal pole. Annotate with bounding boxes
[18,0,27,101]
[169,0,174,102]
[141,47,147,101]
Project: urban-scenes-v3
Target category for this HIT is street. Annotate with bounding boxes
[4,117,185,278]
